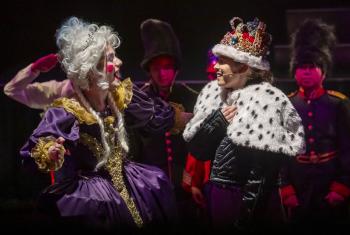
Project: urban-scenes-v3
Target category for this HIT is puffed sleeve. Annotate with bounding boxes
[20,107,79,171]
[124,85,175,134]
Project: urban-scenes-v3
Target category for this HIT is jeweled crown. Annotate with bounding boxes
[220,17,272,57]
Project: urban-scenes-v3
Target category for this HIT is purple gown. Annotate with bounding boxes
[20,91,177,228]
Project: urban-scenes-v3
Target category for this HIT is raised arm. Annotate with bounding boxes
[4,54,73,109]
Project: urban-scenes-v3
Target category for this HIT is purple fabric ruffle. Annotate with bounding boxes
[56,161,177,226]
[20,105,177,227]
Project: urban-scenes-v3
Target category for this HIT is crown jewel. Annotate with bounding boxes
[220,17,272,57]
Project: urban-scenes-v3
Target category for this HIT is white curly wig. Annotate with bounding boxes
[56,16,121,90]
[55,17,129,170]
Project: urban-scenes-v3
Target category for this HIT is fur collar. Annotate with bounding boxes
[183,80,305,157]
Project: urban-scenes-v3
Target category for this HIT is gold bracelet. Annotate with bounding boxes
[31,137,65,172]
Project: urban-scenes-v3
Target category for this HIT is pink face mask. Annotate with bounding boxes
[159,68,176,86]
[149,56,176,89]
[295,64,324,90]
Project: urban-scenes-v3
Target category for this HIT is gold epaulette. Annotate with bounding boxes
[327,90,348,100]
[51,97,97,125]
[288,90,298,98]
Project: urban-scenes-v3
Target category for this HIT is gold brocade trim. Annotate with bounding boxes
[79,130,143,227]
[106,146,144,227]
[110,78,133,111]
[31,137,65,172]
[122,78,133,107]
[79,133,104,161]
[51,97,97,125]
[169,102,186,135]
[104,116,115,127]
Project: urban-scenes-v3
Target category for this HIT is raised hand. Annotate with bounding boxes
[31,53,58,73]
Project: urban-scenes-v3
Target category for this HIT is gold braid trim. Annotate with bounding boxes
[79,133,104,161]
[31,137,65,172]
[79,131,143,227]
[105,146,143,227]
[104,116,115,127]
[51,97,97,125]
[110,78,133,111]
[169,102,186,135]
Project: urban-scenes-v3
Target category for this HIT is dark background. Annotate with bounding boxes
[1,0,350,226]
[2,0,350,82]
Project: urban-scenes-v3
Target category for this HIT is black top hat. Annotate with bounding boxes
[290,18,336,76]
[140,19,181,71]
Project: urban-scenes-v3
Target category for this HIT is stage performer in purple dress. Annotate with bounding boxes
[20,16,177,230]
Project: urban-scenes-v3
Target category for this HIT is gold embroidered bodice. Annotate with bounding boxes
[48,89,143,227]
